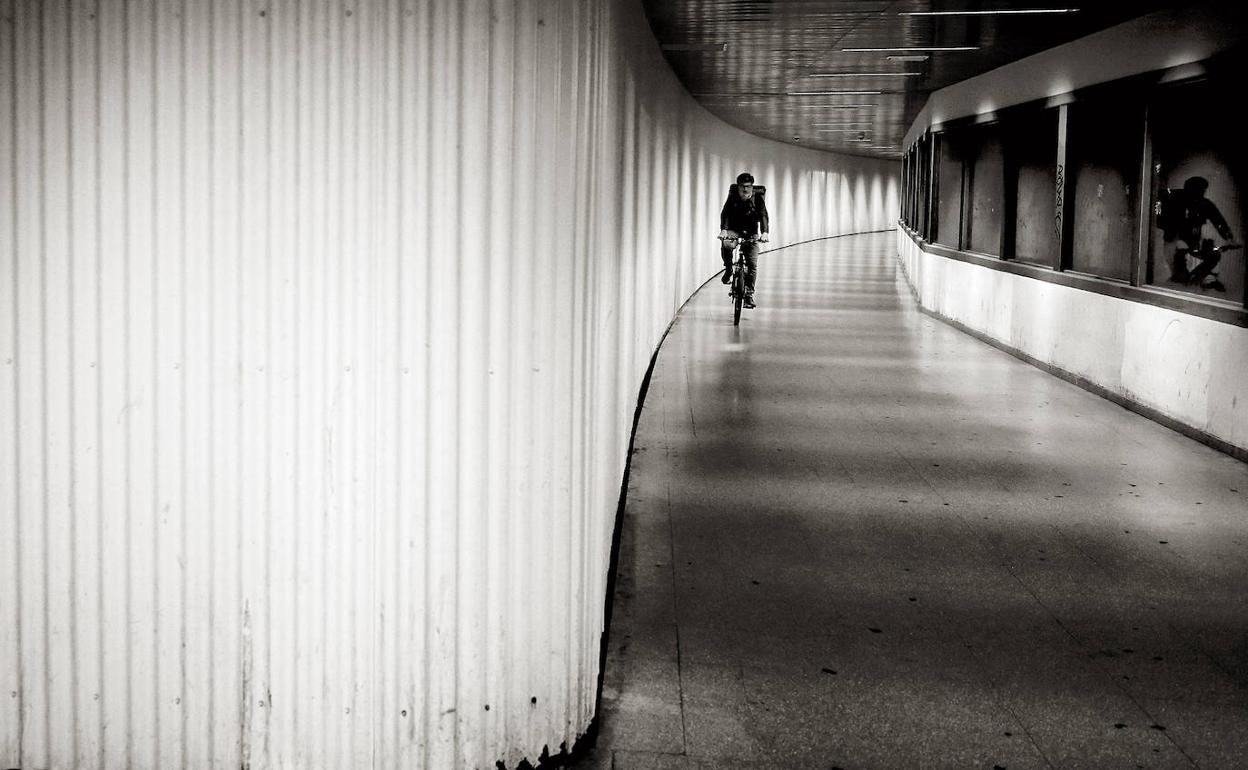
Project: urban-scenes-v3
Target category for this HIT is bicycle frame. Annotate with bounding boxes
[722,234,758,326]
[1174,239,1242,292]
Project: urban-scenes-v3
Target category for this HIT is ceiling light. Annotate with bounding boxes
[693,93,786,98]
[786,90,884,96]
[886,55,930,62]
[899,9,1078,16]
[809,72,920,78]
[842,46,978,52]
[660,42,728,52]
[817,128,871,132]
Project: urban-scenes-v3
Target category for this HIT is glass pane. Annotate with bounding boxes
[935,132,967,249]
[918,137,931,238]
[1069,98,1143,281]
[904,151,914,225]
[1009,109,1059,267]
[1148,77,1245,301]
[969,125,1004,256]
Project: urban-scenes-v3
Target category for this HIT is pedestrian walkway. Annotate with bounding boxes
[577,231,1248,769]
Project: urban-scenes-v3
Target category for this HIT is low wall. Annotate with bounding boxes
[897,230,1248,458]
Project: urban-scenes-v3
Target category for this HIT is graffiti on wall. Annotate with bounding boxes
[1055,163,1065,238]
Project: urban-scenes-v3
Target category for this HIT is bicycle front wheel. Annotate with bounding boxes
[732,269,744,326]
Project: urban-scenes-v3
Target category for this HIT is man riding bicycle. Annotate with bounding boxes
[719,172,770,308]
[1163,175,1235,290]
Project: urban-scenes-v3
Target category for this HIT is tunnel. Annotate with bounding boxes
[1,1,1245,768]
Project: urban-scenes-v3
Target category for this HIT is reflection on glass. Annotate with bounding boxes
[1148,75,1244,300]
[1158,176,1239,292]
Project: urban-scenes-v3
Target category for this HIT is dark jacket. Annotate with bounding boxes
[1162,190,1233,246]
[720,190,769,237]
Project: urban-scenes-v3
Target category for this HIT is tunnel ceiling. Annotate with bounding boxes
[641,0,1175,159]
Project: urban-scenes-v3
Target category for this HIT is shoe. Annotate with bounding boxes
[721,267,732,284]
[743,295,756,309]
[1207,279,1226,292]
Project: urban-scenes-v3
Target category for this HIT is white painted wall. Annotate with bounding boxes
[0,1,899,769]
[897,232,1248,454]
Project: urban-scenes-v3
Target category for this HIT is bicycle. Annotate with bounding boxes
[719,232,758,326]
[1171,239,1242,292]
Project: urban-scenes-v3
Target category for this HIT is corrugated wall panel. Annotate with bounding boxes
[0,1,899,768]
[0,4,15,758]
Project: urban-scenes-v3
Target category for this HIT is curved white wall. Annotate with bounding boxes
[0,1,898,768]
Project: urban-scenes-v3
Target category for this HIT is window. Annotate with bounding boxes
[903,149,914,226]
[968,123,1005,256]
[917,135,932,240]
[931,123,1007,256]
[900,56,1246,321]
[934,130,970,249]
[1006,109,1059,267]
[1147,75,1245,301]
[1068,96,1144,281]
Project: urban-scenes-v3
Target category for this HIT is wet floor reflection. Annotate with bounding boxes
[580,232,1248,770]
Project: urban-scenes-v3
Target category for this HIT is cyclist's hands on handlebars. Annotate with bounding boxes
[719,230,766,243]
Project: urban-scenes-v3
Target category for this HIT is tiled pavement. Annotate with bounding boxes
[573,232,1248,770]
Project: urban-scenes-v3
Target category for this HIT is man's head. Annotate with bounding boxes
[1183,176,1209,198]
[737,172,754,200]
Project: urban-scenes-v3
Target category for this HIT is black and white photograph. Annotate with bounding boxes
[1,1,1246,768]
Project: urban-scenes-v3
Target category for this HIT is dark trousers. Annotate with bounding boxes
[1171,246,1221,284]
[722,240,759,293]
[1188,248,1221,285]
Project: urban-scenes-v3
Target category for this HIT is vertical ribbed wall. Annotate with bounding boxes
[0,1,898,768]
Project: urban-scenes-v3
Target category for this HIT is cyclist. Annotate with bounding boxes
[719,172,770,308]
[1163,175,1235,290]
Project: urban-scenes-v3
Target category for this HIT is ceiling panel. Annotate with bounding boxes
[642,0,1176,158]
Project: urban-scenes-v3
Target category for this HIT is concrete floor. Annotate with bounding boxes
[574,232,1248,770]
